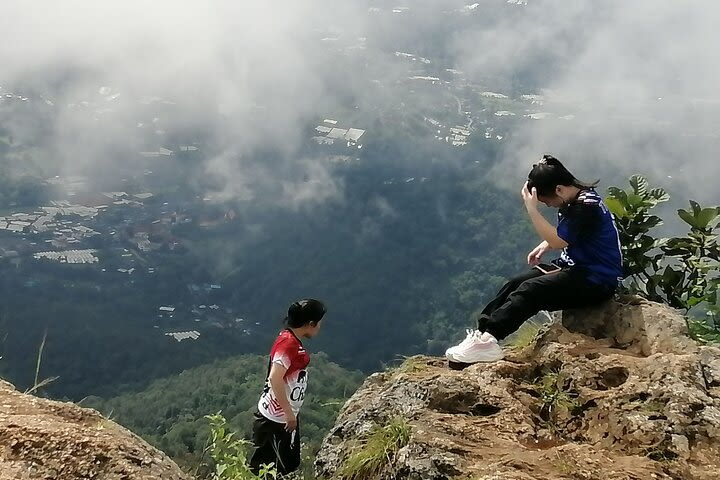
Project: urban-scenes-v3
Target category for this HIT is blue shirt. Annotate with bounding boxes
[555,189,623,288]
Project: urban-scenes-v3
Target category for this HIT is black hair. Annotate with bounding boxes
[285,298,326,328]
[526,154,598,197]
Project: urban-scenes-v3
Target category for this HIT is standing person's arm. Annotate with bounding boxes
[521,182,568,249]
[268,363,297,432]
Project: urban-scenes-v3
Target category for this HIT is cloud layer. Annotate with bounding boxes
[454,0,720,202]
[1,0,718,205]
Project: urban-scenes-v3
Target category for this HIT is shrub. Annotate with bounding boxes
[606,175,720,341]
[204,413,276,480]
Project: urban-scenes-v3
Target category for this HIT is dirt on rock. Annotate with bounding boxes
[0,380,190,480]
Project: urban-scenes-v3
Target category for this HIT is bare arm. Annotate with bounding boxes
[521,183,568,249]
[525,208,568,249]
[534,240,550,250]
[268,363,297,431]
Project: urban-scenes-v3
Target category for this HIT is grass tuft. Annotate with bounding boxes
[24,330,59,395]
[531,370,579,433]
[503,320,543,349]
[339,417,411,480]
[503,312,554,349]
[391,356,432,375]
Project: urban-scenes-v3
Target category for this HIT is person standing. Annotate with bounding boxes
[250,299,326,475]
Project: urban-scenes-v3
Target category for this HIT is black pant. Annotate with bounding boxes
[478,267,614,340]
[250,412,301,476]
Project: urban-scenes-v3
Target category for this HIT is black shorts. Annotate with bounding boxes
[249,412,301,475]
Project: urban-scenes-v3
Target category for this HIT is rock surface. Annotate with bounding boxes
[562,294,699,356]
[0,380,189,480]
[316,298,720,479]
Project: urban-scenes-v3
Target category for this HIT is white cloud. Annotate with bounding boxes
[2,0,718,206]
[454,0,720,202]
[0,0,367,204]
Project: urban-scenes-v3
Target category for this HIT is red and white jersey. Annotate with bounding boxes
[257,329,310,423]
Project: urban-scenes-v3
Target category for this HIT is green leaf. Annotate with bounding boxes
[690,200,701,216]
[664,237,696,250]
[629,175,648,197]
[645,275,658,298]
[661,266,684,287]
[605,197,627,218]
[649,187,670,202]
[652,237,669,248]
[678,208,698,228]
[706,243,720,261]
[639,215,662,230]
[627,193,645,208]
[607,186,628,205]
[638,235,656,250]
[696,207,720,230]
[678,205,720,230]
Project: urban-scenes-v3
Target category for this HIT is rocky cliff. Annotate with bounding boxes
[316,297,720,480]
[0,380,189,480]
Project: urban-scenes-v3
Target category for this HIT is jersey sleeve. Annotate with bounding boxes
[557,192,603,245]
[271,338,293,370]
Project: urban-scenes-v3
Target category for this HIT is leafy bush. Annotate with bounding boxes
[606,175,720,341]
[532,371,579,426]
[605,175,670,296]
[204,413,276,480]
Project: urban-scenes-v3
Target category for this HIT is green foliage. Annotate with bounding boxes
[502,316,546,350]
[688,317,720,344]
[532,371,579,423]
[606,175,720,341]
[389,355,433,376]
[662,202,720,311]
[339,417,411,480]
[204,413,276,480]
[605,174,669,292]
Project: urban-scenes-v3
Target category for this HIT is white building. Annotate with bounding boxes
[33,249,99,264]
[165,331,201,342]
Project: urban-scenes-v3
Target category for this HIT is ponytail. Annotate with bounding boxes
[284,298,326,328]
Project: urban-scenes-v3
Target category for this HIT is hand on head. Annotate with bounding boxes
[521,181,539,210]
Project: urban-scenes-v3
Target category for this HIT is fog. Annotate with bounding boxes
[1,0,718,206]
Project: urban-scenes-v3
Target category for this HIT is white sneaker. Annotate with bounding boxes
[446,330,504,363]
[445,329,478,358]
[479,331,494,343]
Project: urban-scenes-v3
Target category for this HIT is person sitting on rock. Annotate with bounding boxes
[445,155,623,365]
[250,298,326,475]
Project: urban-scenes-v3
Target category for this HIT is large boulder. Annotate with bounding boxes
[0,380,189,480]
[315,300,720,480]
[562,294,699,356]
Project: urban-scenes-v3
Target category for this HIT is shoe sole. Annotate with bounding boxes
[446,352,504,365]
[448,360,473,370]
